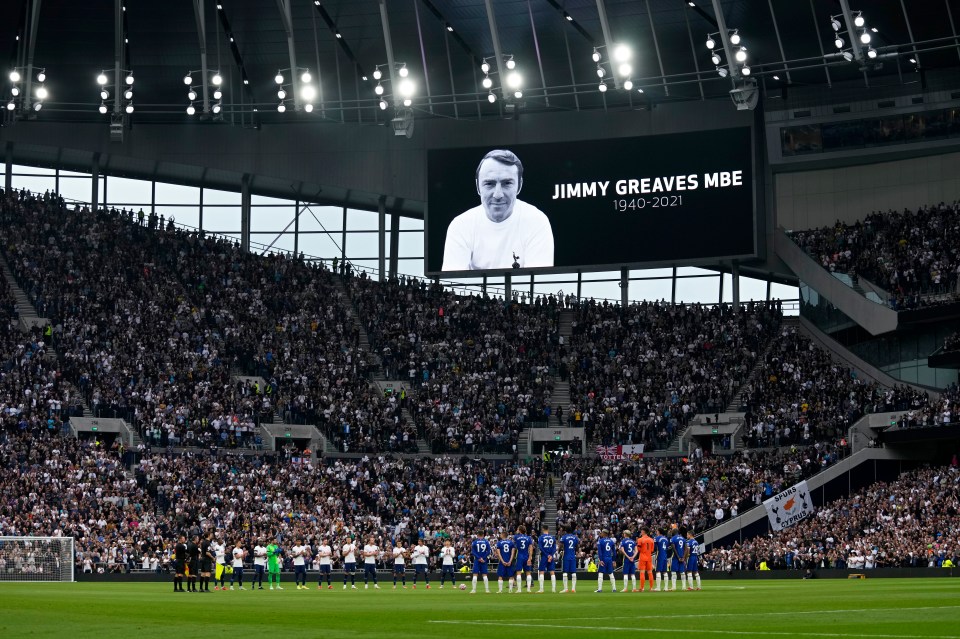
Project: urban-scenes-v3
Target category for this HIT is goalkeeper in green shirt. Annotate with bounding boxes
[267,542,284,590]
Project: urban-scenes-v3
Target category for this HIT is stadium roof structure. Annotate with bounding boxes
[1,0,958,125]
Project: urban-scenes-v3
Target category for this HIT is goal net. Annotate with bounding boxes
[0,537,74,582]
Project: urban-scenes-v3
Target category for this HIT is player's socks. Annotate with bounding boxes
[498,578,503,593]
[538,574,544,592]
[597,575,603,591]
[482,575,490,592]
[527,575,532,592]
[695,574,702,589]
[471,575,477,592]
[608,574,617,591]
[562,574,568,591]
[654,572,661,590]
[632,575,638,591]
[671,573,677,590]
[551,574,556,592]
[572,574,577,591]
[680,573,687,590]
[508,579,514,593]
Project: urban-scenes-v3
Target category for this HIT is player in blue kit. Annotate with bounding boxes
[470,533,492,594]
[495,532,517,593]
[537,525,557,593]
[513,525,534,593]
[619,531,639,592]
[669,527,687,591]
[559,526,579,593]
[654,528,670,591]
[595,529,618,593]
[685,530,702,590]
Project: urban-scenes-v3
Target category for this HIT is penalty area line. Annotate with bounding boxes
[426,621,960,639]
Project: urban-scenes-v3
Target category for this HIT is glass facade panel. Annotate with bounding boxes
[203,188,241,205]
[106,176,151,205]
[201,206,241,232]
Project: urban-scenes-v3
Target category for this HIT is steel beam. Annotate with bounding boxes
[483,0,506,96]
[682,3,705,100]
[899,0,921,67]
[412,0,433,113]
[275,0,300,109]
[767,0,791,82]
[595,0,621,89]
[193,0,211,113]
[807,0,831,86]
[838,0,864,62]
[22,0,41,113]
[378,0,401,107]
[947,0,960,64]
[709,0,739,85]
[528,0,549,106]
[644,0,667,95]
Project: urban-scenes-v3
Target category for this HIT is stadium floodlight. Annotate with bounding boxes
[834,36,844,49]
[506,71,522,89]
[447,23,454,31]
[729,30,741,45]
[277,103,286,112]
[513,90,522,99]
[374,83,384,96]
[842,51,854,61]
[33,101,42,112]
[300,71,311,83]
[5,100,14,110]
[10,87,19,97]
[123,89,133,100]
[598,82,607,92]
[618,63,632,78]
[854,12,865,28]
[711,53,721,65]
[487,92,496,103]
[505,57,516,70]
[35,86,48,100]
[482,76,492,89]
[9,70,20,83]
[212,102,222,114]
[564,12,572,21]
[183,74,193,85]
[37,71,46,83]
[98,102,108,114]
[623,79,633,90]
[831,17,841,31]
[275,73,284,85]
[706,35,715,50]
[596,66,605,78]
[867,47,877,59]
[398,78,415,98]
[213,89,222,100]
[481,61,490,74]
[860,30,871,44]
[100,89,109,100]
[125,73,134,85]
[717,66,728,78]
[403,98,412,107]
[186,104,196,115]
[373,68,382,80]
[301,84,316,101]
[304,103,313,112]
[592,49,601,62]
[735,47,747,62]
[398,65,409,78]
[277,89,286,99]
[379,99,388,110]
[97,73,108,85]
[125,102,134,113]
[740,65,751,76]
[188,90,197,101]
[613,44,631,63]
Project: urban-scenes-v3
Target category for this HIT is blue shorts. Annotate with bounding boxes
[255,564,265,574]
[538,557,555,572]
[472,560,488,574]
[671,559,686,573]
[622,561,636,576]
[344,562,356,573]
[295,565,306,574]
[656,559,668,573]
[319,565,331,574]
[686,556,699,573]
[394,564,405,574]
[414,564,427,573]
[441,565,454,573]
[516,555,530,572]
[598,559,615,575]
[364,564,377,576]
[562,559,578,575]
[497,563,516,578]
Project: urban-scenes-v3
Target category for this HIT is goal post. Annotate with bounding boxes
[0,537,74,582]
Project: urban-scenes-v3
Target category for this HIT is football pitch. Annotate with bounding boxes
[2,578,958,638]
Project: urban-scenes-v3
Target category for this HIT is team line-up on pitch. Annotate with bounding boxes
[169,524,704,594]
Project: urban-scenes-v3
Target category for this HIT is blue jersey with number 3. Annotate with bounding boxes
[513,534,533,566]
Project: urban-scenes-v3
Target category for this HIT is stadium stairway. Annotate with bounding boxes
[551,308,574,421]
[541,474,559,533]
[0,255,45,330]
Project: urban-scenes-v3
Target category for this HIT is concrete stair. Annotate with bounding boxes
[541,473,558,533]
[0,257,42,328]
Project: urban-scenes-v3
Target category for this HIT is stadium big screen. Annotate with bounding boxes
[425,127,756,276]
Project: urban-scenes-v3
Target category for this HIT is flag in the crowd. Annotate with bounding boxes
[763,480,814,531]
[595,444,645,460]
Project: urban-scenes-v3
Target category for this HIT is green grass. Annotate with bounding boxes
[2,578,959,638]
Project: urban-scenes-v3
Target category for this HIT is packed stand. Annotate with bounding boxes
[789,202,960,310]
[350,275,562,454]
[890,383,960,430]
[711,463,960,570]
[0,188,398,452]
[563,300,782,449]
[738,326,932,448]
[0,426,545,573]
[552,444,845,563]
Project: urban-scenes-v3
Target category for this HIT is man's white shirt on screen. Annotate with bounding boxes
[441,200,554,271]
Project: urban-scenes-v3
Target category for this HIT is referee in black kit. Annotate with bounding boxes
[173,534,187,592]
[186,535,201,592]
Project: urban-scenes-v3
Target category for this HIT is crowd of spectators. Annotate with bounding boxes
[789,202,960,309]
[552,443,845,561]
[351,276,562,454]
[0,426,545,572]
[562,300,782,449]
[711,463,960,571]
[737,327,932,448]
[944,332,960,353]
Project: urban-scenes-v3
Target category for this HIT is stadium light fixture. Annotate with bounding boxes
[37,70,46,83]
[35,86,47,100]
[717,66,728,78]
[212,102,222,114]
[125,102,134,114]
[854,12,865,28]
[188,90,197,101]
[5,100,14,110]
[398,65,409,78]
[379,99,388,110]
[301,71,311,83]
[9,70,20,83]
[506,71,522,89]
[373,68,382,80]
[711,53,721,66]
[481,61,490,74]
[374,83,384,95]
[123,89,133,100]
[277,103,286,112]
[623,79,633,90]
[301,84,316,101]
[505,57,516,70]
[729,30,741,45]
[487,92,496,103]
[33,101,41,111]
[213,89,222,100]
[11,87,19,97]
[98,102,107,114]
[275,73,284,85]
[842,51,854,61]
[513,90,522,99]
[613,44,631,63]
[831,18,841,31]
[277,89,287,99]
[618,63,632,78]
[598,82,607,92]
[187,104,195,115]
[835,36,844,49]
[183,74,193,85]
[740,65,751,76]
[592,49,601,63]
[706,35,715,50]
[398,78,415,98]
[867,47,877,59]
[125,73,134,85]
[735,47,747,63]
[860,30,871,44]
[304,103,313,112]
[482,76,492,89]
